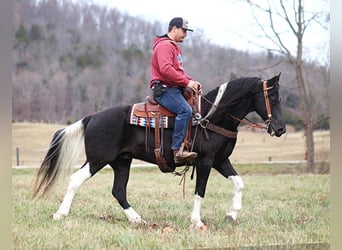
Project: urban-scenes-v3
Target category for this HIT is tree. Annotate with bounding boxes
[245,0,330,172]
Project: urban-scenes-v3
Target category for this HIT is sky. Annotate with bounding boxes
[89,0,329,64]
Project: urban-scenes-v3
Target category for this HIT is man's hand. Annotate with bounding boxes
[188,80,202,94]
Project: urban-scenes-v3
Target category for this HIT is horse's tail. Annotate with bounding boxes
[33,117,90,199]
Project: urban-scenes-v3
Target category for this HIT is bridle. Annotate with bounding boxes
[228,80,273,130]
[199,80,274,133]
[262,80,274,130]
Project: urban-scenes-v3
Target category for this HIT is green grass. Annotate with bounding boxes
[13,167,329,249]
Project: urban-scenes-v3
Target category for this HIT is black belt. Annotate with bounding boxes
[152,80,168,89]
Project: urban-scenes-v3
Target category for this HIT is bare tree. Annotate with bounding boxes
[245,0,329,172]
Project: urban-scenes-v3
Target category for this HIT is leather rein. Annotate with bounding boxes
[198,80,273,139]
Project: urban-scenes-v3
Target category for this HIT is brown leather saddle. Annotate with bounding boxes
[131,89,199,172]
[132,96,175,118]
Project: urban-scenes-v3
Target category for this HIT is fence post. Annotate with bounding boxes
[16,147,20,166]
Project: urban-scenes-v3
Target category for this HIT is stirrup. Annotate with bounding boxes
[174,150,197,164]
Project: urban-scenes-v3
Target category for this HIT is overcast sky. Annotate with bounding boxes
[89,0,329,64]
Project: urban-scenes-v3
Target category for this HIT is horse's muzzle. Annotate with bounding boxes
[268,124,286,137]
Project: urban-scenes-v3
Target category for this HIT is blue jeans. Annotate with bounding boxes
[154,87,193,150]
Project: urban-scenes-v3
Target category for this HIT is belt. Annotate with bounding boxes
[152,81,168,89]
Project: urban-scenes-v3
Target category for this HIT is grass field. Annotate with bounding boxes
[12,123,330,249]
[13,168,329,249]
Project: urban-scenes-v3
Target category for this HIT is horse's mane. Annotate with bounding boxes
[203,77,261,120]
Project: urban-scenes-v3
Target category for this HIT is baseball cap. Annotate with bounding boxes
[169,17,194,32]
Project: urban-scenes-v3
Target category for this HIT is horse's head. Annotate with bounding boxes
[253,73,286,137]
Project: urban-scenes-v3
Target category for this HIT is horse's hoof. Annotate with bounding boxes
[130,217,147,224]
[192,222,207,232]
[51,213,65,220]
[198,224,207,231]
[225,213,237,222]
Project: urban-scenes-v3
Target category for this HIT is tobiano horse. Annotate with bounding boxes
[33,73,286,229]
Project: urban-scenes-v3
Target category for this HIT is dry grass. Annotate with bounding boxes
[12,123,63,166]
[232,128,330,163]
[12,122,330,166]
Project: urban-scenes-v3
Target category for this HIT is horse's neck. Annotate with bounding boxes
[201,87,220,116]
[202,85,252,131]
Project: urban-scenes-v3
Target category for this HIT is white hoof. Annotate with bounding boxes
[130,217,147,224]
[191,216,205,230]
[52,212,67,220]
[124,207,146,224]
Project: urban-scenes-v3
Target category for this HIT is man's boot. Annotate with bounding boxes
[173,149,198,164]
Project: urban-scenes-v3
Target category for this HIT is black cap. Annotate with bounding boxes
[169,17,194,32]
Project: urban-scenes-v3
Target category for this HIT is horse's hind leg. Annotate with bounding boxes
[110,157,145,224]
[52,163,92,220]
[213,158,244,221]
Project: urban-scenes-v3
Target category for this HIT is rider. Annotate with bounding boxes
[150,17,202,164]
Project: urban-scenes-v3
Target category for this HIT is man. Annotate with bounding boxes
[150,17,201,164]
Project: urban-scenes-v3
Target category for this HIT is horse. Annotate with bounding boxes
[33,73,286,230]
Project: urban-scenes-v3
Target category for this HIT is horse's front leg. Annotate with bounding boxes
[226,175,244,221]
[213,158,244,221]
[191,194,207,230]
[191,160,212,230]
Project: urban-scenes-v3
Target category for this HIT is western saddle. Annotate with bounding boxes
[131,88,199,172]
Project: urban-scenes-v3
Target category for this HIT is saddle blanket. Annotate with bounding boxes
[128,106,199,129]
[129,114,172,128]
[128,95,202,129]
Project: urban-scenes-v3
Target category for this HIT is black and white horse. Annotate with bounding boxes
[33,74,286,229]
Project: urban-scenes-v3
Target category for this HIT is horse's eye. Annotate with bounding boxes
[270,96,280,104]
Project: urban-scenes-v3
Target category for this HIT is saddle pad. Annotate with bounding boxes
[129,114,173,128]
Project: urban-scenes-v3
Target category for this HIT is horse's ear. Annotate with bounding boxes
[268,72,281,85]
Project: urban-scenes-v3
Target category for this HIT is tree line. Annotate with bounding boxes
[12,0,329,130]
